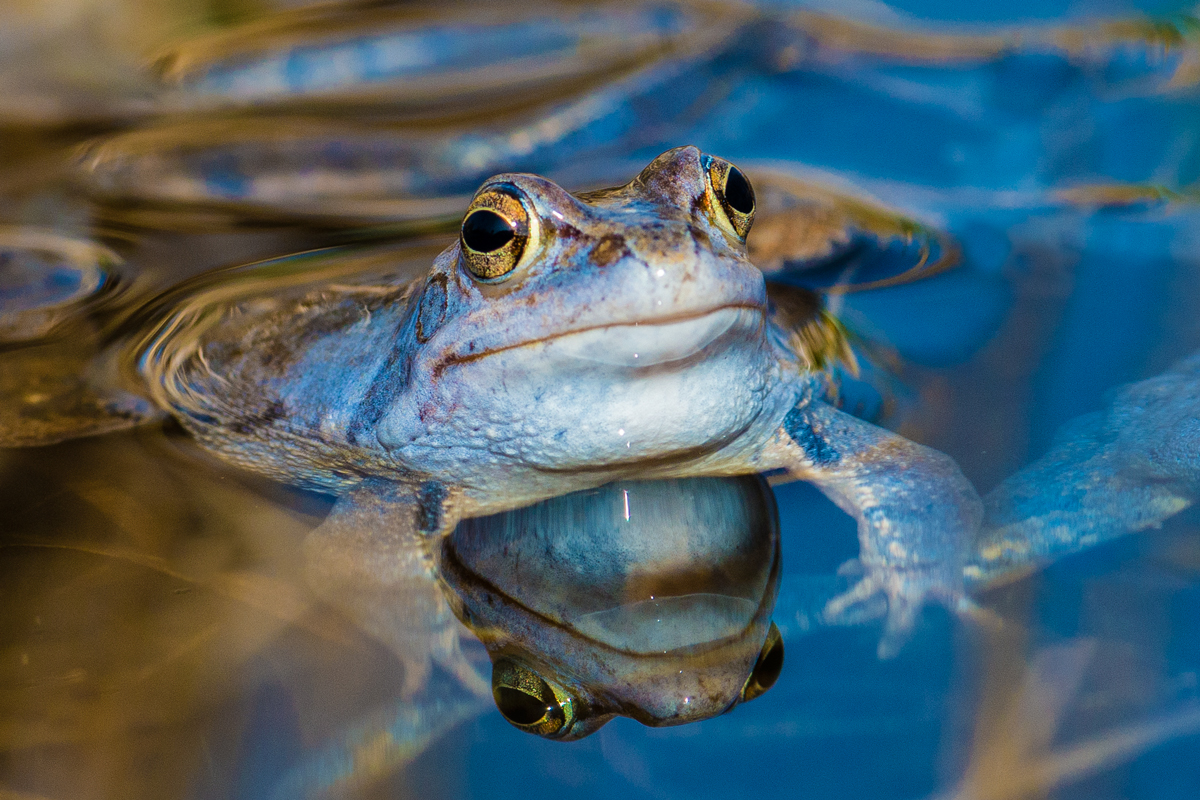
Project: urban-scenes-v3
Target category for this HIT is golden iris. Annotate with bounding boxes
[491,658,577,737]
[460,187,532,280]
[741,621,784,702]
[706,157,756,241]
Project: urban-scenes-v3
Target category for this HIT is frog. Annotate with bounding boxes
[271,344,1200,786]
[135,144,983,673]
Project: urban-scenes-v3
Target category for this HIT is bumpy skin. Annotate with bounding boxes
[151,146,984,661]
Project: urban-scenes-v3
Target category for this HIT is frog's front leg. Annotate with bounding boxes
[303,478,488,697]
[760,400,983,655]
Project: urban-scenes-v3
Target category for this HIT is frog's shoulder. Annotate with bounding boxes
[144,269,421,491]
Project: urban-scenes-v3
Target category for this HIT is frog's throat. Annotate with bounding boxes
[440,304,765,371]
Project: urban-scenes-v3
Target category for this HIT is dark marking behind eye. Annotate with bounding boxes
[724,167,755,214]
[463,209,516,253]
[416,275,448,344]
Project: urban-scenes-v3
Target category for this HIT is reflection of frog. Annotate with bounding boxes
[971,352,1200,582]
[443,475,782,739]
[269,475,782,795]
[142,146,981,659]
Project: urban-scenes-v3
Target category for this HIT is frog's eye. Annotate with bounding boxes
[741,622,783,702]
[706,158,756,241]
[492,657,578,737]
[460,187,534,281]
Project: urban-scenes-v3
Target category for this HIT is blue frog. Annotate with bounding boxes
[136,146,981,662]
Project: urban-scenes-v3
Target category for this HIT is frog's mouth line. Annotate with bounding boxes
[444,304,765,370]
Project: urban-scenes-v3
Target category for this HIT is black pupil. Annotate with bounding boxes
[495,687,550,726]
[751,639,783,692]
[723,167,755,215]
[463,209,516,253]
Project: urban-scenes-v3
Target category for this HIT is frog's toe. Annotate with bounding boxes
[877,592,924,659]
[822,564,965,658]
[822,562,889,626]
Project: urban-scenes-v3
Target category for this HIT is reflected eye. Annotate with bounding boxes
[460,187,533,281]
[492,658,577,737]
[706,158,756,241]
[741,622,783,702]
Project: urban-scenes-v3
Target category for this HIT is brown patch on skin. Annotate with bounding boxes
[688,224,714,252]
[589,235,628,268]
[853,435,918,469]
[549,219,587,241]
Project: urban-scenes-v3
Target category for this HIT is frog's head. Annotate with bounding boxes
[439,476,784,740]
[377,146,775,476]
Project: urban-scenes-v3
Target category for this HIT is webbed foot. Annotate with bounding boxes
[762,400,983,657]
[823,558,966,657]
